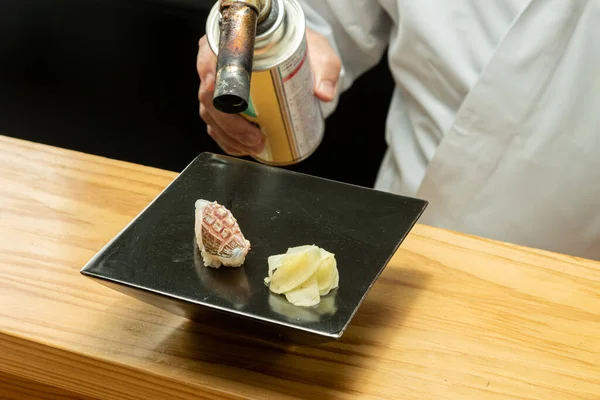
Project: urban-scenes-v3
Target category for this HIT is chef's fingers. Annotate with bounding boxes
[198,83,264,153]
[201,103,248,156]
[200,103,244,154]
[206,125,248,156]
[197,35,216,92]
[200,101,263,156]
[306,28,341,102]
[206,108,265,154]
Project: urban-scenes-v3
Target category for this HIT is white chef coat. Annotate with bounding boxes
[299,0,600,261]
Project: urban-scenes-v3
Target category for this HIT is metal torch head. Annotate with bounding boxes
[213,0,272,114]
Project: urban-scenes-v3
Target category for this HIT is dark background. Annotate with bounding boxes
[0,0,394,188]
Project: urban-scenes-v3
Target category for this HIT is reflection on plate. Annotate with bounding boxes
[194,241,250,309]
[268,291,338,323]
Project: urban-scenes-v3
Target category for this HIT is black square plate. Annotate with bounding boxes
[81,153,427,342]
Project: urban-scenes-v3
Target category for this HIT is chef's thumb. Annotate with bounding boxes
[197,35,216,93]
[313,54,341,102]
[307,29,341,103]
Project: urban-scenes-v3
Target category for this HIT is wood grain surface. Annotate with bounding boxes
[0,135,599,400]
[0,370,97,400]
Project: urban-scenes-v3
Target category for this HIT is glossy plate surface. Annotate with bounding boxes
[81,153,428,340]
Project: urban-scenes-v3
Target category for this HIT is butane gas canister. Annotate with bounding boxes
[206,0,325,166]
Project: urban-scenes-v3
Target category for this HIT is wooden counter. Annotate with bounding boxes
[0,135,598,400]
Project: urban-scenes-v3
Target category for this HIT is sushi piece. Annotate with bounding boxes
[194,199,251,268]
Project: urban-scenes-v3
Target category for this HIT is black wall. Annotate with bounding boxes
[0,0,393,188]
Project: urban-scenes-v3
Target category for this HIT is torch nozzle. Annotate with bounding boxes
[213,1,261,114]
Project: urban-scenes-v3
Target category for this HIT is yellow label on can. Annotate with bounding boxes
[242,37,324,166]
[242,70,295,163]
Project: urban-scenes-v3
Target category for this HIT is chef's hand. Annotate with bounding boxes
[196,28,341,156]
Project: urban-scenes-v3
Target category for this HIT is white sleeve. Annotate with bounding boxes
[298,0,393,117]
